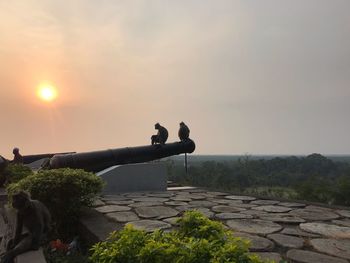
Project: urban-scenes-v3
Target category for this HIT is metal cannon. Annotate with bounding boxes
[48,139,195,172]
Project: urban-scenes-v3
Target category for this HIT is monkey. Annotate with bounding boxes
[12,148,23,164]
[151,123,169,145]
[178,122,190,142]
[0,191,51,263]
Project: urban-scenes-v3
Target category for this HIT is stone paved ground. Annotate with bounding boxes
[90,187,350,263]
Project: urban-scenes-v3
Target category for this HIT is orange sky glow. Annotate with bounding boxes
[1,1,350,158]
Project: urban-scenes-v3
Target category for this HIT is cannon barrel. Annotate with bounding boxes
[49,140,195,172]
[22,152,75,164]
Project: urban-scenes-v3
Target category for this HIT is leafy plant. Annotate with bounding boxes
[2,163,34,184]
[90,211,272,263]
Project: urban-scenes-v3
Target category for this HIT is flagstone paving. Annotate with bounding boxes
[86,187,350,263]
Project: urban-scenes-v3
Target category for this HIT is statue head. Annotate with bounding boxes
[180,121,185,126]
[155,123,160,129]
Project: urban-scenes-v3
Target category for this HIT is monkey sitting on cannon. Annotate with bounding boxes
[151,123,169,145]
[178,122,190,142]
[0,191,51,263]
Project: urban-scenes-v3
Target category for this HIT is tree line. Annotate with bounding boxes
[167,153,350,206]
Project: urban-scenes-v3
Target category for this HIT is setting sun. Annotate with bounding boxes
[37,85,57,102]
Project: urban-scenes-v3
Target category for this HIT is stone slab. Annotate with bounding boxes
[336,209,350,218]
[253,205,292,213]
[128,220,171,232]
[310,238,350,260]
[135,206,178,219]
[259,213,305,223]
[97,163,167,194]
[287,249,348,263]
[267,233,304,248]
[300,222,350,239]
[216,213,253,220]
[106,211,139,222]
[129,202,163,208]
[225,195,256,201]
[226,219,282,235]
[235,232,275,251]
[212,205,245,213]
[251,200,280,205]
[281,227,320,238]
[332,219,350,227]
[290,208,339,221]
[279,202,306,208]
[95,205,131,213]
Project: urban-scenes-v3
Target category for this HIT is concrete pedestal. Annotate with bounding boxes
[96,163,167,194]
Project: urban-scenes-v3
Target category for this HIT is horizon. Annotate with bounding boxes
[1,0,349,156]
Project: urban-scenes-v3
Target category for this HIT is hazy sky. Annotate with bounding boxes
[1,0,349,157]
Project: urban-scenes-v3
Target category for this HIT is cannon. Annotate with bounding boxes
[48,139,195,172]
[22,152,75,164]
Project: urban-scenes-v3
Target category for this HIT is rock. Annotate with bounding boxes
[251,200,280,205]
[174,205,196,212]
[210,199,243,205]
[193,207,214,218]
[336,210,350,218]
[102,195,128,201]
[212,205,245,213]
[92,199,105,207]
[310,239,350,260]
[267,233,304,248]
[281,227,320,238]
[286,249,348,263]
[105,200,134,205]
[95,205,131,213]
[240,210,269,217]
[147,192,174,198]
[279,202,306,208]
[135,206,179,219]
[132,197,169,202]
[106,211,139,222]
[216,213,253,220]
[253,205,292,213]
[299,222,350,239]
[259,213,305,223]
[206,191,229,196]
[290,208,339,221]
[234,232,275,251]
[127,220,171,232]
[225,195,256,201]
[252,252,282,262]
[164,201,188,206]
[129,201,163,208]
[226,219,282,235]
[170,196,192,202]
[332,219,350,227]
[163,217,180,225]
[188,200,216,207]
[184,194,206,200]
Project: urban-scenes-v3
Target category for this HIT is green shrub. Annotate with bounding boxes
[7,168,104,236]
[2,163,34,184]
[90,211,271,263]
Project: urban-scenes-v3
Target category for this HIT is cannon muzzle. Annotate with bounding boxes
[49,140,195,172]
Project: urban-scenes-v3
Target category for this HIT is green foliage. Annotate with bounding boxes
[168,154,350,206]
[7,168,104,236]
[2,163,34,184]
[90,211,271,263]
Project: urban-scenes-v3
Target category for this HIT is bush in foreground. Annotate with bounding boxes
[90,211,271,263]
[7,168,104,236]
[2,163,34,185]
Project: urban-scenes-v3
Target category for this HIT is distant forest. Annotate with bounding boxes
[167,154,350,206]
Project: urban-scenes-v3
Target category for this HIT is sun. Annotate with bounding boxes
[37,84,57,102]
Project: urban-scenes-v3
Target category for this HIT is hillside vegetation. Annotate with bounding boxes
[168,153,350,206]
